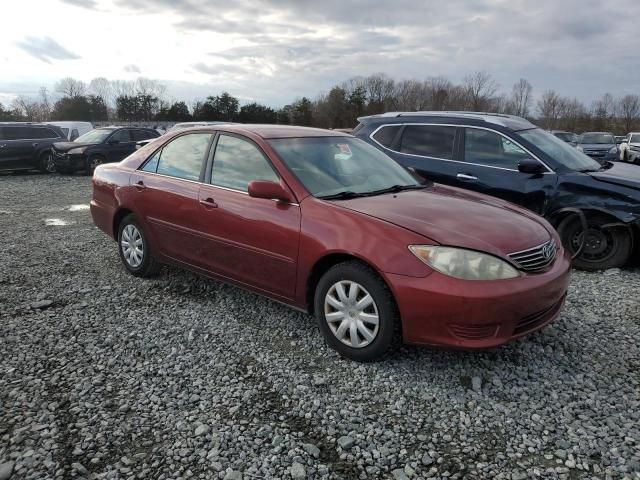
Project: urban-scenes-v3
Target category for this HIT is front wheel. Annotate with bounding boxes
[85,155,105,176]
[117,214,160,277]
[38,150,56,173]
[314,261,400,362]
[558,214,632,271]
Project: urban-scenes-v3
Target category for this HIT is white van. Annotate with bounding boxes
[47,121,93,141]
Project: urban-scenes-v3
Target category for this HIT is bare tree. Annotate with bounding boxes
[12,96,41,121]
[39,87,51,121]
[463,71,499,111]
[617,94,640,133]
[591,93,615,131]
[537,90,562,129]
[423,76,454,110]
[55,77,87,98]
[393,79,427,111]
[89,77,113,106]
[510,79,533,117]
[362,74,395,113]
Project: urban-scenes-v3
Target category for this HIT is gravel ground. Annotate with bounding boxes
[0,173,639,480]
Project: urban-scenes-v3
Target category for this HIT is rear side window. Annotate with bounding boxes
[2,127,29,140]
[211,135,279,192]
[464,128,530,169]
[372,125,401,148]
[70,129,79,141]
[399,125,455,159]
[28,127,59,139]
[131,130,155,141]
[153,133,212,181]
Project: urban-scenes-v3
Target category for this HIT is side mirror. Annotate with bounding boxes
[248,180,293,203]
[518,158,545,174]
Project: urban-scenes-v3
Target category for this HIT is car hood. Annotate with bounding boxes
[588,162,640,191]
[580,143,614,150]
[334,185,553,257]
[53,141,97,152]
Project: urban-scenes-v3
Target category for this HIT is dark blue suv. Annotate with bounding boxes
[355,112,640,270]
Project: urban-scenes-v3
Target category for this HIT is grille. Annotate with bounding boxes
[513,296,565,336]
[508,239,557,272]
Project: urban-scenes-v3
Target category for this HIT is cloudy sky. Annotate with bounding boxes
[1,0,639,108]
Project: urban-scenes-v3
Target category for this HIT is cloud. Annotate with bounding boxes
[124,64,141,73]
[15,36,80,64]
[60,0,98,8]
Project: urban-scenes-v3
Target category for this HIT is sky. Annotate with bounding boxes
[1,0,639,108]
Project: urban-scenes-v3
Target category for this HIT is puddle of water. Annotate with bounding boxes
[45,218,70,226]
[68,204,90,212]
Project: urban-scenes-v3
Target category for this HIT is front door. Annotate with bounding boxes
[453,127,558,214]
[107,129,136,162]
[196,133,301,299]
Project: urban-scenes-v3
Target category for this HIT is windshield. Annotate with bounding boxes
[268,136,420,198]
[74,129,112,143]
[580,133,614,144]
[518,128,601,172]
[630,134,640,143]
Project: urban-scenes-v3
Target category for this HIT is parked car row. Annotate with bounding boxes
[552,129,640,165]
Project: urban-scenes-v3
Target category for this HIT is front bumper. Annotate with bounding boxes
[53,152,86,170]
[386,249,572,349]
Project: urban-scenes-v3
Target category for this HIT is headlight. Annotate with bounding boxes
[609,147,618,154]
[409,245,519,280]
[68,147,87,155]
[577,146,583,152]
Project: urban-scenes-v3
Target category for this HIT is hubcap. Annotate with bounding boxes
[89,157,102,170]
[324,280,379,348]
[121,224,144,268]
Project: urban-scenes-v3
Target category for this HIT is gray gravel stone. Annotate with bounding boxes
[0,462,14,480]
[290,461,306,479]
[1,175,639,480]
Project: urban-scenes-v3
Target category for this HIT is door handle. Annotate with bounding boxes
[32,143,39,147]
[199,197,218,208]
[134,180,146,191]
[0,144,6,148]
[457,173,478,181]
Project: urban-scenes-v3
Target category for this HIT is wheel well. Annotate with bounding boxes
[112,208,133,239]
[306,254,391,315]
[548,208,622,229]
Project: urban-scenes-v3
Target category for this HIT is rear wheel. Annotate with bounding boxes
[38,150,56,173]
[117,214,160,277]
[85,155,105,176]
[558,214,632,271]
[314,261,400,362]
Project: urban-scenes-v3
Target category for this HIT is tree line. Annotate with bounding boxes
[1,73,639,134]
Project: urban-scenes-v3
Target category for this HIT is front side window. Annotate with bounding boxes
[110,130,131,143]
[629,134,640,143]
[210,135,279,192]
[464,128,530,169]
[2,127,29,140]
[154,133,212,181]
[372,125,401,148]
[29,127,58,139]
[399,125,455,159]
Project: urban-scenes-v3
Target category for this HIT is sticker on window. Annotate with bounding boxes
[337,143,352,155]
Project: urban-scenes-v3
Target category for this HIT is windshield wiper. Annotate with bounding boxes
[366,184,427,196]
[318,191,366,200]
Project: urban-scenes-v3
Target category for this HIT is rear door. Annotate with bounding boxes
[130,132,214,266]
[0,127,17,170]
[454,127,557,213]
[1,126,34,169]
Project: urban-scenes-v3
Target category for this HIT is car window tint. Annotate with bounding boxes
[399,125,455,159]
[71,129,79,141]
[131,130,153,141]
[29,127,57,139]
[3,127,29,140]
[211,135,279,192]
[464,128,529,169]
[372,125,401,148]
[155,133,212,181]
[110,130,131,143]
[142,150,161,173]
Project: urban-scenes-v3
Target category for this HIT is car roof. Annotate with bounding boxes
[181,124,351,139]
[581,131,612,134]
[358,111,537,131]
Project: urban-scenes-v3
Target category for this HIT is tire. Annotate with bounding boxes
[85,155,105,176]
[313,261,400,362]
[623,150,629,162]
[38,150,56,173]
[117,214,160,277]
[558,214,632,271]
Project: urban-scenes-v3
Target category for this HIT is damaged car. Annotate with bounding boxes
[356,112,640,270]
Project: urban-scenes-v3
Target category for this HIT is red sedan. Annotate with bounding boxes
[91,125,571,361]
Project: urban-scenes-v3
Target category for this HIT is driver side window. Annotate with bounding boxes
[464,128,530,170]
[110,129,131,143]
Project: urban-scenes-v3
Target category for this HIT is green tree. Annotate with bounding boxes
[239,103,277,123]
